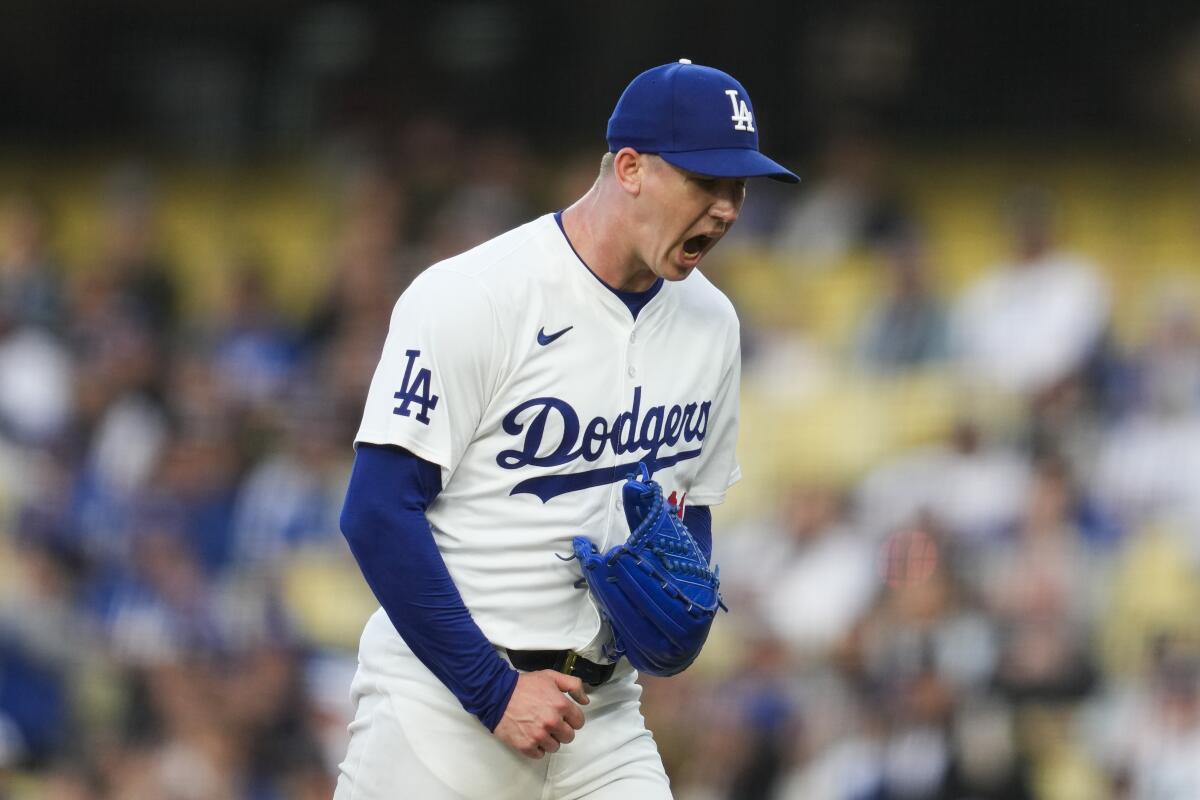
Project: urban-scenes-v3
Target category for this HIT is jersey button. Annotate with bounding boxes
[627,365,636,377]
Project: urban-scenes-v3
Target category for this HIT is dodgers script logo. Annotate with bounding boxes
[725,89,755,132]
[497,386,711,502]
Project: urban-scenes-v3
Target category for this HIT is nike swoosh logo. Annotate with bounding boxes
[537,325,574,346]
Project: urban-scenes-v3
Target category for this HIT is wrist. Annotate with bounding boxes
[482,666,520,732]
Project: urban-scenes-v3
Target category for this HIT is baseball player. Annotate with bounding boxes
[334,59,798,799]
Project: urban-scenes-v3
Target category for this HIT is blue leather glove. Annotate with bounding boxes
[572,463,726,676]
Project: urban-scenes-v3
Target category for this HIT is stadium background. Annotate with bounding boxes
[3,1,1200,797]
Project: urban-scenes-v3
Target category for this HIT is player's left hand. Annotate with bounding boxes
[572,463,725,676]
[493,670,590,758]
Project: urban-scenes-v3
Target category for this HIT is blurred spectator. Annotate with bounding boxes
[0,322,74,445]
[425,131,536,262]
[845,524,1016,799]
[0,527,88,767]
[974,458,1105,704]
[1022,368,1115,513]
[642,640,803,800]
[775,721,886,800]
[854,226,952,373]
[857,420,1031,545]
[66,322,171,564]
[952,187,1110,396]
[725,484,877,660]
[61,168,176,482]
[772,125,910,268]
[90,514,222,665]
[1093,291,1200,546]
[230,390,348,570]
[1131,283,1200,417]
[720,642,801,800]
[209,260,299,411]
[86,165,181,339]
[772,519,1019,799]
[303,162,408,353]
[153,429,241,577]
[1096,638,1200,800]
[80,384,171,518]
[0,189,65,331]
[1126,658,1200,800]
[110,660,242,799]
[0,191,74,446]
[394,115,465,244]
[165,348,237,436]
[856,522,998,697]
[224,643,333,798]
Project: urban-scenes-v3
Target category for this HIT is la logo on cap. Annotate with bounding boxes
[605,59,800,182]
[725,89,755,133]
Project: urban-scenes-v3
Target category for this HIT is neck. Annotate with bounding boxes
[560,187,657,292]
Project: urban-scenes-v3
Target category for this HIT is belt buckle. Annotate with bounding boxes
[562,650,579,676]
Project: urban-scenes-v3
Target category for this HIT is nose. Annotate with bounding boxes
[710,182,743,225]
[710,198,739,226]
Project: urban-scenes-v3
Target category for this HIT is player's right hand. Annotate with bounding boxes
[493,670,589,759]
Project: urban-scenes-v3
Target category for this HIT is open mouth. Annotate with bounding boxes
[682,234,713,258]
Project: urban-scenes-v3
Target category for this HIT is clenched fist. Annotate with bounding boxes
[493,671,590,758]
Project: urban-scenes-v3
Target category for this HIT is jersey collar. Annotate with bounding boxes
[552,211,664,321]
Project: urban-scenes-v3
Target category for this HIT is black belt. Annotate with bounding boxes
[506,649,617,686]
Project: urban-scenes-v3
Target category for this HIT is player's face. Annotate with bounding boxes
[638,156,746,283]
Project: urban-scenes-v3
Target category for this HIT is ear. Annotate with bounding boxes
[612,147,644,197]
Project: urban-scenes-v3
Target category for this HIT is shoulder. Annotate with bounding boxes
[671,269,740,330]
[402,215,561,311]
[429,214,559,284]
[397,214,558,309]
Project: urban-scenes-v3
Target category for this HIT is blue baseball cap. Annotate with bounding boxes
[607,59,799,183]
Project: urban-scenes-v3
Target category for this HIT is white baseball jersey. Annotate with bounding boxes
[354,213,741,653]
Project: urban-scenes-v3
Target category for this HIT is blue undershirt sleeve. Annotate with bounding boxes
[683,504,713,563]
[339,444,519,731]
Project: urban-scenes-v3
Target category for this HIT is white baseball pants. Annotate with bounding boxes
[333,610,672,800]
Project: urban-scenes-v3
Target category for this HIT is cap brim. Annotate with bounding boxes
[660,149,800,183]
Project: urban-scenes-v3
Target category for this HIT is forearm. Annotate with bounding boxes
[340,445,518,731]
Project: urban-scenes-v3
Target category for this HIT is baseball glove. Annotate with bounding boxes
[571,463,726,676]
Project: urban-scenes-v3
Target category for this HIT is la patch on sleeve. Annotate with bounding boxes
[393,349,440,425]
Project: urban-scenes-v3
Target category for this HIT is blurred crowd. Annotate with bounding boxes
[1,118,1200,800]
[667,135,1200,800]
